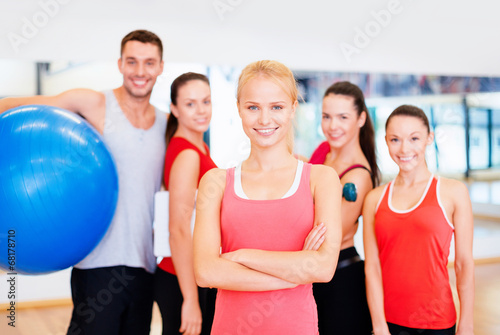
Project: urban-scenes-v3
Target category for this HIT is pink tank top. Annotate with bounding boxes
[375,176,456,329]
[211,161,319,335]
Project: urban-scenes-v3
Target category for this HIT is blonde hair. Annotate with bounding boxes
[237,60,298,153]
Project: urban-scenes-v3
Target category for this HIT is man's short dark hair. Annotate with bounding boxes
[121,30,163,59]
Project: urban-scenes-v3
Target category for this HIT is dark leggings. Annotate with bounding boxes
[313,246,372,334]
[388,323,456,335]
[153,267,216,335]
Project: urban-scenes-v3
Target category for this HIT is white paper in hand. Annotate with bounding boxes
[153,191,196,257]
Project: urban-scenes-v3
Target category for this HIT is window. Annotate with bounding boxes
[469,109,490,170]
[492,110,500,167]
[432,105,466,173]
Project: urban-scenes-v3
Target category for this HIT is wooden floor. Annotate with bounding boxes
[1,262,499,335]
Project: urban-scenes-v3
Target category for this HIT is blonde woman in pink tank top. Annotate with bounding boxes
[193,60,343,335]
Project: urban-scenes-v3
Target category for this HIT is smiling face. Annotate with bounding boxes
[385,115,434,172]
[171,79,212,134]
[238,75,297,150]
[118,40,164,99]
[321,93,366,149]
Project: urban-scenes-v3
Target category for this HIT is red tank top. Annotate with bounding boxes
[309,140,370,179]
[211,162,318,335]
[158,137,217,275]
[309,141,330,164]
[375,176,456,329]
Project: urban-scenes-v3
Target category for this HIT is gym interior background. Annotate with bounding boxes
[0,0,499,333]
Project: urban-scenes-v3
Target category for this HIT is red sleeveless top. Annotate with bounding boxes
[375,176,456,329]
[309,140,370,179]
[211,162,318,335]
[158,137,217,275]
[309,141,330,164]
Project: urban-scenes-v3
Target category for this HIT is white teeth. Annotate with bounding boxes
[400,156,413,162]
[256,128,275,134]
[133,80,146,85]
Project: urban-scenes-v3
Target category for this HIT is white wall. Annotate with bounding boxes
[0,60,36,96]
[0,270,71,304]
[0,0,498,76]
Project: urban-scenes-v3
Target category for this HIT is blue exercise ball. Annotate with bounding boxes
[0,105,118,275]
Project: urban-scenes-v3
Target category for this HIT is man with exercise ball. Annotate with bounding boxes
[0,29,167,335]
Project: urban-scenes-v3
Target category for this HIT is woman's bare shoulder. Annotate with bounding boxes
[438,176,470,201]
[200,168,227,186]
[364,182,389,206]
[310,163,339,180]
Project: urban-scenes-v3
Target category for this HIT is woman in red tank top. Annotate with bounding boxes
[309,81,379,335]
[363,105,475,335]
[154,72,217,335]
[193,60,343,335]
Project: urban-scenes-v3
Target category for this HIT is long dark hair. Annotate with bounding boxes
[165,72,210,145]
[324,81,380,187]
